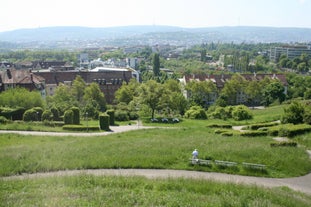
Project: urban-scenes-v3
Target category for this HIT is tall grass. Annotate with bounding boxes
[1,175,310,207]
[1,127,310,178]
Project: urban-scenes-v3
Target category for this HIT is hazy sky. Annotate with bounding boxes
[1,0,310,32]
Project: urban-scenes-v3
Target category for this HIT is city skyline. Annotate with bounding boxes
[1,0,311,32]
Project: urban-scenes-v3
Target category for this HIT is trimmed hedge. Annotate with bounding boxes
[106,110,115,126]
[268,124,311,137]
[240,131,268,137]
[270,141,298,147]
[71,107,80,125]
[99,114,110,131]
[62,125,99,131]
[207,124,232,128]
[248,122,279,130]
[0,107,26,120]
[64,109,74,125]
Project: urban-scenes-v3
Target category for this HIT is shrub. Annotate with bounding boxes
[232,105,253,121]
[50,107,60,121]
[0,116,8,124]
[0,107,26,120]
[33,107,43,121]
[106,109,115,126]
[184,106,207,119]
[270,141,298,147]
[207,124,232,128]
[221,132,233,136]
[99,114,110,131]
[62,125,99,131]
[129,111,139,120]
[71,107,80,125]
[42,110,53,121]
[115,110,129,121]
[23,108,38,122]
[281,102,304,124]
[268,124,311,137]
[240,131,268,137]
[248,122,279,130]
[64,109,74,125]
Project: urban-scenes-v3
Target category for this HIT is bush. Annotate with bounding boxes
[248,122,279,130]
[268,124,311,137]
[270,141,298,147]
[0,107,26,120]
[23,109,38,122]
[0,116,9,124]
[50,107,60,121]
[232,105,253,121]
[207,124,232,128]
[62,125,99,131]
[115,110,129,121]
[221,132,233,136]
[240,131,268,137]
[64,109,74,125]
[71,107,80,125]
[42,110,53,121]
[106,110,115,126]
[33,107,43,121]
[184,106,207,119]
[281,102,304,124]
[99,114,110,131]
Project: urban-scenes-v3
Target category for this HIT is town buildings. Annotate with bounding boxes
[270,45,311,62]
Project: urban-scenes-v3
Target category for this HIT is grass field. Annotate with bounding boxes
[1,175,311,207]
[0,126,310,178]
[1,104,311,205]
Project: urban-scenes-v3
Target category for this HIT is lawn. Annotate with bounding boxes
[1,175,311,207]
[0,126,310,178]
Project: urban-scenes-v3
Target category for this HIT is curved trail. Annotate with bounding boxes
[1,125,311,195]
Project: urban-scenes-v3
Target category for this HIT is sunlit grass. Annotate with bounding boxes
[1,175,310,207]
[0,126,310,178]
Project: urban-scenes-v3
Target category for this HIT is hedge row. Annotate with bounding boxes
[248,122,279,130]
[207,124,232,128]
[268,124,311,137]
[270,141,298,147]
[62,125,99,131]
[240,131,269,137]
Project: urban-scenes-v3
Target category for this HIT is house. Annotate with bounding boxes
[0,69,46,97]
[180,73,288,105]
[34,67,135,104]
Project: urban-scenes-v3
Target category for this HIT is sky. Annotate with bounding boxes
[1,0,311,32]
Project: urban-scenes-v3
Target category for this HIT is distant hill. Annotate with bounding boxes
[0,25,311,48]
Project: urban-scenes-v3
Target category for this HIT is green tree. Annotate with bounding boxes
[152,53,160,76]
[83,83,106,112]
[46,83,77,115]
[186,80,217,108]
[0,87,44,109]
[262,81,285,106]
[115,78,139,104]
[72,75,86,102]
[139,80,165,119]
[218,74,246,106]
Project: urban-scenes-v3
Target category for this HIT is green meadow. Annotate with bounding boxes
[1,104,311,206]
[1,175,311,207]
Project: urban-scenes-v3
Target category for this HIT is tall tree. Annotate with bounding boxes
[152,53,160,76]
[71,75,86,102]
[139,80,164,119]
[83,83,106,112]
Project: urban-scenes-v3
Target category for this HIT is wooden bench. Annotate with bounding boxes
[189,159,212,166]
[242,162,266,171]
[214,160,237,168]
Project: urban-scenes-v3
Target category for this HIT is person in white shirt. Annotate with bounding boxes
[192,149,198,159]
